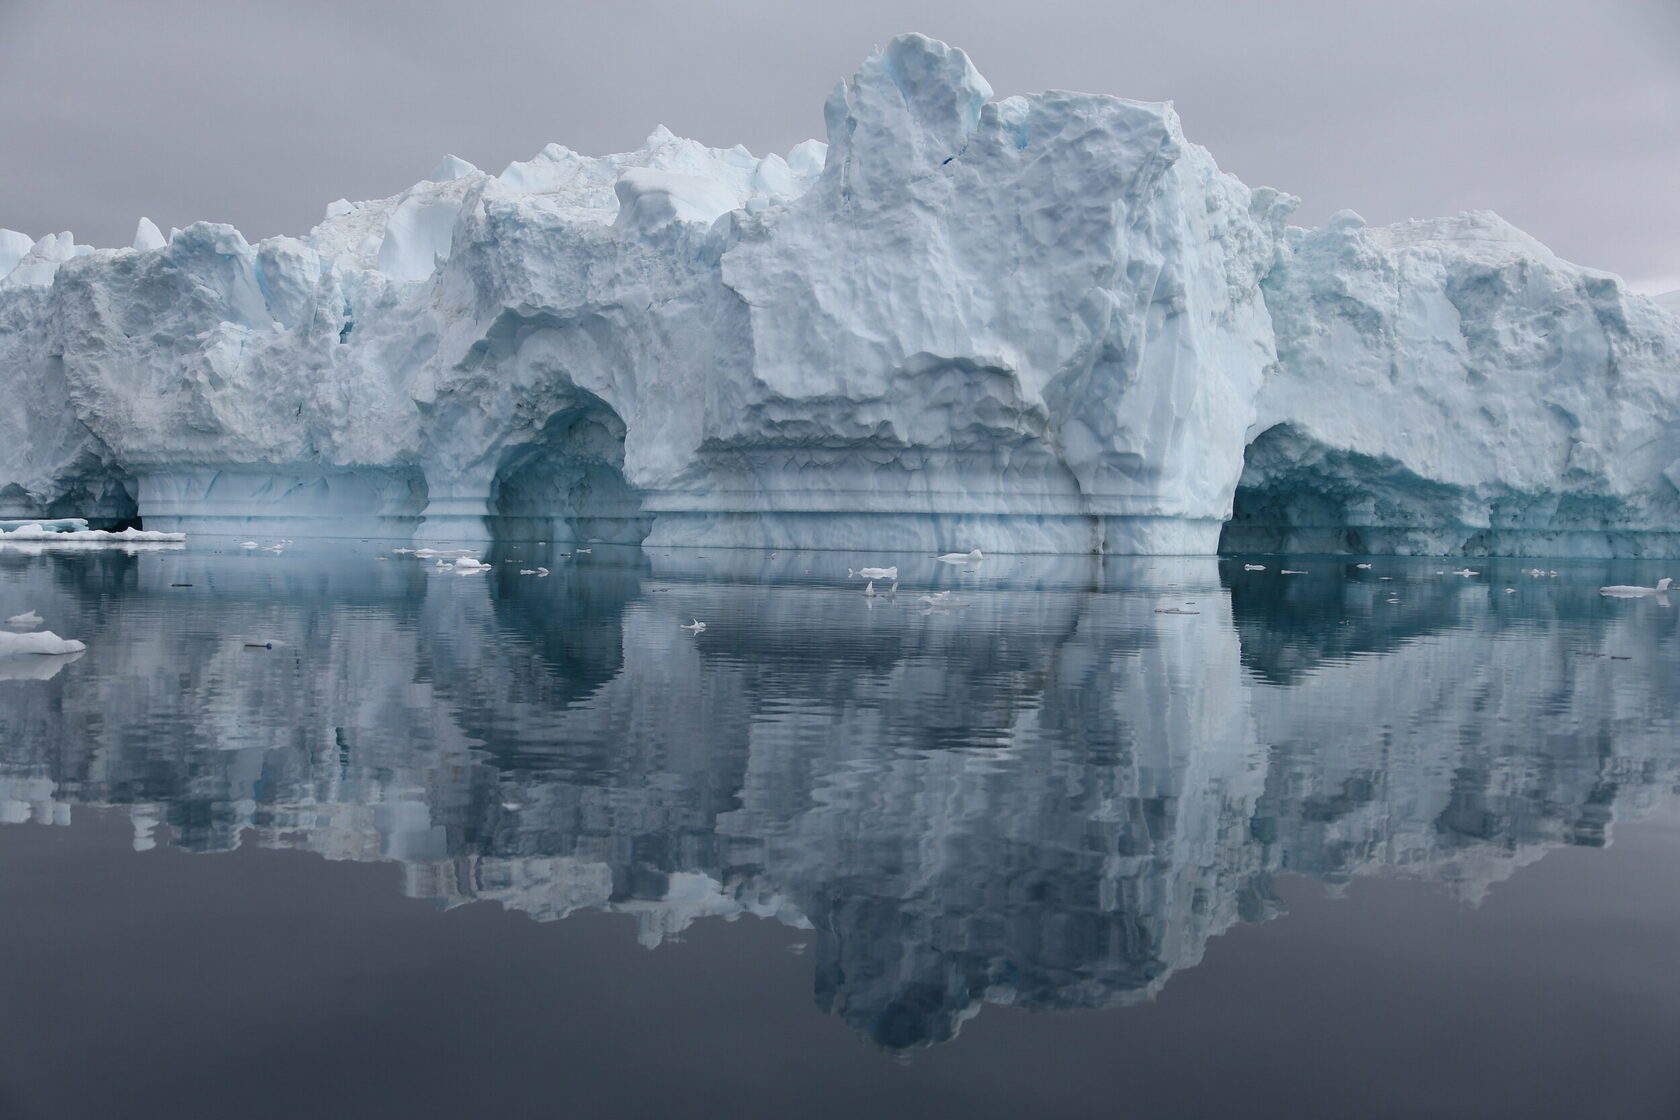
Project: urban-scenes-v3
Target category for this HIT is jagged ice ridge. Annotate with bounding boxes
[1,34,1676,555]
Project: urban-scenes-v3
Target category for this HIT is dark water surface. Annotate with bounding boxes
[1,540,1678,1119]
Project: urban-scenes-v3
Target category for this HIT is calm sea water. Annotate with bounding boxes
[0,539,1678,1119]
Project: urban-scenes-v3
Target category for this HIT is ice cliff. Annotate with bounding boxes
[1,34,1676,555]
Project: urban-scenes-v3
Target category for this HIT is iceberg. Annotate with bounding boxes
[1229,211,1680,557]
[0,35,1675,555]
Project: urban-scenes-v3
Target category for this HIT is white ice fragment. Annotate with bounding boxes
[5,611,43,628]
[132,217,167,252]
[0,524,185,543]
[849,566,897,581]
[0,630,85,656]
[1599,577,1672,598]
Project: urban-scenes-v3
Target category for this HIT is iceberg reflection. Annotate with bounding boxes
[0,546,1675,1048]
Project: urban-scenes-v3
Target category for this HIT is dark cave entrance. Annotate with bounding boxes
[487,397,650,544]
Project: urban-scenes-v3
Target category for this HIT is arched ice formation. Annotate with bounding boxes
[0,37,1676,553]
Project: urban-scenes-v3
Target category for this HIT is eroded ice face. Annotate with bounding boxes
[1,34,1675,557]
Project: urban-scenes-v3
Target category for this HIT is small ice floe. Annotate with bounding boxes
[936,549,984,564]
[239,541,260,550]
[1451,568,1479,577]
[0,524,185,545]
[1280,569,1307,575]
[863,581,875,598]
[5,611,43,628]
[1154,607,1199,615]
[849,566,898,581]
[1504,588,1517,594]
[1355,563,1372,569]
[391,548,415,554]
[1599,577,1672,598]
[575,548,592,554]
[1378,576,1394,581]
[1243,564,1266,571]
[918,591,953,605]
[415,548,477,559]
[453,558,492,572]
[680,618,706,632]
[0,630,85,656]
[1386,597,1401,604]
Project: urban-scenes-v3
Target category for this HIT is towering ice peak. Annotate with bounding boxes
[821,32,993,191]
[1,232,80,288]
[427,154,478,182]
[0,229,35,280]
[132,217,167,252]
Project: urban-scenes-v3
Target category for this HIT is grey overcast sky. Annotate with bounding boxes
[1,0,1676,291]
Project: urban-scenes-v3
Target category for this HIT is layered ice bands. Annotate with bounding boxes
[0,35,1676,554]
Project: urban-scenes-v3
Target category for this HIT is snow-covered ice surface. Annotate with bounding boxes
[0,35,1675,555]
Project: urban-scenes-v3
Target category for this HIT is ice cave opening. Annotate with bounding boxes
[487,398,651,545]
[1217,423,1445,556]
[0,467,139,531]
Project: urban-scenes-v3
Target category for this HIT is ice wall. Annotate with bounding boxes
[0,35,1675,554]
[1230,212,1680,556]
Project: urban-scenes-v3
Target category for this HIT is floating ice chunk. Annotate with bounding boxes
[936,549,984,564]
[680,618,706,632]
[1243,564,1266,571]
[5,611,43,628]
[454,557,491,571]
[415,548,477,559]
[240,541,260,549]
[849,566,898,581]
[1599,577,1672,597]
[0,524,185,543]
[0,630,86,656]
